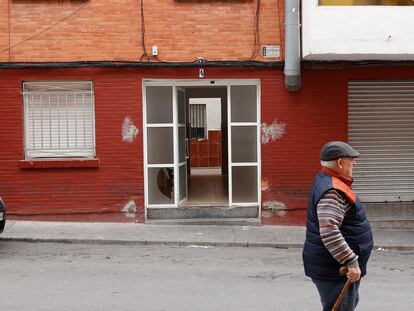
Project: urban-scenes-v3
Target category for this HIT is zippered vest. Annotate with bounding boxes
[302,171,373,281]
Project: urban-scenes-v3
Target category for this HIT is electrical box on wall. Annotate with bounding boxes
[152,46,158,56]
[262,45,280,58]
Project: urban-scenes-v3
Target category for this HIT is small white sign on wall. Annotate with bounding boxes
[262,45,280,58]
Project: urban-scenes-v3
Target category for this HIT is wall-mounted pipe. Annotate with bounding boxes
[284,0,301,92]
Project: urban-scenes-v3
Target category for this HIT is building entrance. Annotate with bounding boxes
[143,80,260,219]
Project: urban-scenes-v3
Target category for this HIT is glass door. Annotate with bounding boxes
[144,80,260,209]
[144,84,188,207]
[144,86,175,206]
[176,87,188,205]
[228,84,260,206]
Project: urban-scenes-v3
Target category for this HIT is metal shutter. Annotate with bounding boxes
[348,80,414,202]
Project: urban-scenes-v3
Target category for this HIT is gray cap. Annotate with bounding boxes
[320,141,360,161]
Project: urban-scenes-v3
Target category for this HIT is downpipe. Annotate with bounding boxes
[284,0,301,92]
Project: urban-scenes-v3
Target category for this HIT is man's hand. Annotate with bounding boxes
[346,266,361,283]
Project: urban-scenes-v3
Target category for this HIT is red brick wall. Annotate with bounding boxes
[0,0,9,62]
[0,0,283,62]
[1,66,414,224]
[190,130,222,168]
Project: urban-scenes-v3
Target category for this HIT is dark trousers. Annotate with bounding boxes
[312,279,360,311]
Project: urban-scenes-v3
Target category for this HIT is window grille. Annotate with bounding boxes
[189,104,207,139]
[22,81,95,159]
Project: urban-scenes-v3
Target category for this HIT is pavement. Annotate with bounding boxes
[1,220,414,250]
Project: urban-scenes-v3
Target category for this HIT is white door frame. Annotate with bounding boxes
[143,79,261,214]
[176,87,188,205]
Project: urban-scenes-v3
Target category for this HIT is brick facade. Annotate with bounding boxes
[0,0,283,62]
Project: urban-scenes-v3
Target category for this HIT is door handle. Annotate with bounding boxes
[185,138,189,159]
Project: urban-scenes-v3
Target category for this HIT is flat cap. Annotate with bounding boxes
[320,141,360,161]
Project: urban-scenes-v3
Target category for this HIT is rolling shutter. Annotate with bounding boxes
[348,80,414,202]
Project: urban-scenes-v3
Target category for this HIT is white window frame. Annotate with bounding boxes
[22,81,96,159]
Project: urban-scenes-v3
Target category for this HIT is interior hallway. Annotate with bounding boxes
[181,168,228,206]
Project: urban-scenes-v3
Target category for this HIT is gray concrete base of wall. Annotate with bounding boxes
[146,205,260,226]
[364,202,414,229]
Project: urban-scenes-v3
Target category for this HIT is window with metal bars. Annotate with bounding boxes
[189,104,207,139]
[22,81,95,159]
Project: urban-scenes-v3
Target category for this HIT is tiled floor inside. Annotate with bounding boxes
[181,168,228,206]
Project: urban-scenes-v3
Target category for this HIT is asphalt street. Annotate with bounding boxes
[1,241,413,311]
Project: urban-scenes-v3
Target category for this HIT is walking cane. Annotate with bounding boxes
[331,266,352,311]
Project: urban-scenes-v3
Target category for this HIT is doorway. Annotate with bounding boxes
[183,88,227,206]
[143,80,260,213]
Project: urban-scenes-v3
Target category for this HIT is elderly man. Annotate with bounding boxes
[303,141,374,311]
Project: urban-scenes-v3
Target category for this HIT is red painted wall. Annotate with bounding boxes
[0,67,146,222]
[1,66,414,224]
[261,66,414,225]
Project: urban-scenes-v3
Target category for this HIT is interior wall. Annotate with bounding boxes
[190,130,222,168]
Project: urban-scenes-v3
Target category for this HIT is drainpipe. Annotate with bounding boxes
[284,0,301,92]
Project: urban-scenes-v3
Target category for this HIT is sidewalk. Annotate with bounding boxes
[2,220,414,250]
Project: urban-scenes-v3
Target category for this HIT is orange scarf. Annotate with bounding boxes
[321,167,357,205]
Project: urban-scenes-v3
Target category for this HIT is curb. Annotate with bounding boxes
[2,236,414,251]
[0,237,300,248]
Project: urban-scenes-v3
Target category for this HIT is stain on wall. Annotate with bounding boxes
[261,120,286,144]
[261,178,270,191]
[262,200,287,218]
[121,199,137,218]
[122,117,138,143]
